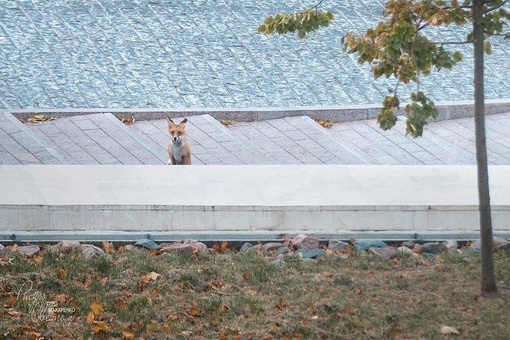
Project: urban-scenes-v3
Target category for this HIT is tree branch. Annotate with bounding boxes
[484,0,509,13]
[426,40,473,45]
[308,0,325,12]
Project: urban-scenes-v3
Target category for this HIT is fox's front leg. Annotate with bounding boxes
[167,154,176,165]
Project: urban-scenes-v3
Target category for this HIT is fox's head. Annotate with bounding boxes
[167,118,187,143]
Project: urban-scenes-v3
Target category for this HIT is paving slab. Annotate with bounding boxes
[0,112,68,164]
[1,165,509,235]
[327,113,510,165]
[27,113,164,164]
[1,0,509,110]
[129,114,267,165]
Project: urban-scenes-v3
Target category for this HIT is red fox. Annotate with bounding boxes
[167,118,191,165]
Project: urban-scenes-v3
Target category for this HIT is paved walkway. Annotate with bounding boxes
[1,0,509,110]
[2,110,510,165]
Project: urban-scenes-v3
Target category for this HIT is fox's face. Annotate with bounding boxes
[167,118,187,142]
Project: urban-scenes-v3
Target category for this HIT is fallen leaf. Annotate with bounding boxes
[102,241,114,254]
[86,311,95,324]
[90,301,103,317]
[242,272,252,281]
[59,268,67,279]
[142,271,160,283]
[220,119,237,126]
[121,117,135,125]
[321,272,333,278]
[217,305,230,314]
[92,321,110,334]
[31,255,43,264]
[23,330,42,340]
[314,118,333,128]
[7,309,23,317]
[440,325,460,335]
[121,331,135,340]
[273,303,287,312]
[10,244,18,252]
[53,294,67,303]
[185,306,200,318]
[25,114,56,123]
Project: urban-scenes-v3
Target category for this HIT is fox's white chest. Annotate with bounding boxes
[171,142,185,163]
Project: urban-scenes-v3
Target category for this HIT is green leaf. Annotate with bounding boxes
[484,41,493,55]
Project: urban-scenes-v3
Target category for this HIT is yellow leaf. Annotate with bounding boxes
[440,325,460,335]
[86,311,95,324]
[59,268,67,279]
[102,241,114,254]
[142,271,160,283]
[121,331,135,340]
[53,294,67,303]
[31,255,43,264]
[92,321,110,334]
[90,301,103,316]
[217,305,230,314]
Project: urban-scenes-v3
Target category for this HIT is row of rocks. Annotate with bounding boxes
[1,234,508,262]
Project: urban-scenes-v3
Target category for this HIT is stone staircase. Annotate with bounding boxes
[1,111,510,166]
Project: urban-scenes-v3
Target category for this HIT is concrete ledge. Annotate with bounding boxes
[2,231,510,243]
[5,99,510,123]
[1,165,509,237]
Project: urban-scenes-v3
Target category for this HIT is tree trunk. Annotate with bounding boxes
[472,0,497,295]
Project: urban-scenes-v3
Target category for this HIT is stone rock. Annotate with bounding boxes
[53,240,81,253]
[328,240,350,252]
[354,239,387,251]
[396,246,418,258]
[124,245,137,251]
[421,242,447,254]
[444,240,458,250]
[494,237,510,250]
[182,240,208,253]
[292,234,320,251]
[422,253,436,261]
[369,247,396,260]
[467,237,510,252]
[277,246,290,255]
[0,247,14,255]
[0,244,4,251]
[161,243,193,256]
[401,241,415,249]
[81,245,106,260]
[239,242,254,252]
[18,245,40,257]
[413,244,423,253]
[135,238,160,250]
[262,242,284,255]
[245,245,262,254]
[296,248,327,259]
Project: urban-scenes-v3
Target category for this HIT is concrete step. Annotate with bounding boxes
[1,165,509,238]
[129,114,267,165]
[226,116,370,164]
[0,112,69,164]
[27,113,164,164]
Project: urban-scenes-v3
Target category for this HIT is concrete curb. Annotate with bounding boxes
[2,231,509,243]
[5,99,510,123]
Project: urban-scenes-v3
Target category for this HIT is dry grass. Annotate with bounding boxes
[1,244,509,339]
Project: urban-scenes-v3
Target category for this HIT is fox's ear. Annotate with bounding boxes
[180,118,187,125]
[167,118,175,127]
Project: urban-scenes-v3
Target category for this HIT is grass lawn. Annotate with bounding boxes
[1,242,509,339]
